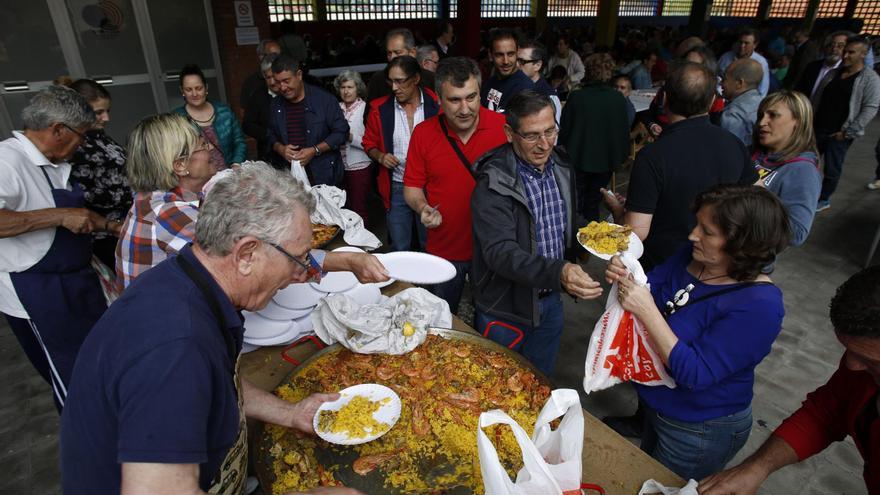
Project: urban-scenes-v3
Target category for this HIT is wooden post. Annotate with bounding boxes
[802,0,820,32]
[457,0,482,59]
[313,0,326,22]
[687,0,713,38]
[596,0,622,48]
[756,0,772,21]
[844,0,857,18]
[534,0,549,34]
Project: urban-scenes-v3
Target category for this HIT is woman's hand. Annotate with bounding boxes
[605,255,629,284]
[616,274,656,320]
[287,392,340,433]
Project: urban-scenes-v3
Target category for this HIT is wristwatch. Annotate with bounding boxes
[313,145,322,156]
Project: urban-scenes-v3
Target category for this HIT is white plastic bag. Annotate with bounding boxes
[478,389,584,495]
[290,159,311,189]
[583,252,675,394]
[309,184,381,249]
[639,479,700,494]
[311,287,451,354]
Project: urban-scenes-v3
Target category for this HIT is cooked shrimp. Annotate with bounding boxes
[352,451,398,475]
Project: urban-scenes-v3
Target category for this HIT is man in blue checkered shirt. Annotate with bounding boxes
[471,90,603,376]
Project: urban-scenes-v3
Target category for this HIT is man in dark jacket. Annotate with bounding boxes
[471,90,603,376]
[269,55,349,186]
[242,54,279,164]
[784,29,819,90]
[366,28,436,103]
[794,31,850,106]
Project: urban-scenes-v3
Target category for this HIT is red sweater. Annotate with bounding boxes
[774,357,879,493]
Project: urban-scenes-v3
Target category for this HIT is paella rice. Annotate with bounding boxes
[264,334,552,494]
[578,221,631,254]
[317,395,391,439]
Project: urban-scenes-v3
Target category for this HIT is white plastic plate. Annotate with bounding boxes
[243,320,305,346]
[274,282,327,310]
[578,224,644,261]
[258,300,314,321]
[313,383,401,445]
[375,251,456,284]
[310,271,358,293]
[340,283,383,306]
[242,311,296,340]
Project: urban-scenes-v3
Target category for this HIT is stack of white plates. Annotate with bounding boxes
[241,247,387,352]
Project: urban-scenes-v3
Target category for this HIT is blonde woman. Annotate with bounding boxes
[116,113,218,287]
[752,90,822,246]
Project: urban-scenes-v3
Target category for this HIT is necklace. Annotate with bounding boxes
[187,105,215,124]
[663,266,729,317]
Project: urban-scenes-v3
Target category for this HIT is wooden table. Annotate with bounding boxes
[240,280,683,494]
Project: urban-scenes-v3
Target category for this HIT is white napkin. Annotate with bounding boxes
[309,184,381,250]
[638,479,700,495]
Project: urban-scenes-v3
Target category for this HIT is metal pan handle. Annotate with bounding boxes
[280,335,326,365]
[481,320,524,349]
[580,483,606,494]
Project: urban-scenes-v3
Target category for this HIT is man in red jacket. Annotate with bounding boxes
[700,266,880,494]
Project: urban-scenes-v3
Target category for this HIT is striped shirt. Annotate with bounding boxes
[391,94,424,183]
[284,98,307,149]
[116,188,201,289]
[515,157,566,260]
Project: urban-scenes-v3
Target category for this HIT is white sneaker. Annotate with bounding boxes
[867,179,880,190]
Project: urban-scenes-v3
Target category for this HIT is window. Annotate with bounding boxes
[481,0,531,17]
[710,0,760,16]
[268,0,315,22]
[855,0,880,35]
[325,0,440,20]
[548,0,599,16]
[619,0,659,15]
[662,0,692,16]
[769,0,808,18]
[816,0,847,18]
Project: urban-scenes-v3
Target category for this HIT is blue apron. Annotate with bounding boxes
[9,166,106,410]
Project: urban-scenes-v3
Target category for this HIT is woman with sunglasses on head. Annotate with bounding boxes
[116,113,218,288]
[605,184,791,481]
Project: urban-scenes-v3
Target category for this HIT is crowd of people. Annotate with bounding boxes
[0,17,878,495]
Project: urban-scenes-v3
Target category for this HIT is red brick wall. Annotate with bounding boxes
[210,0,273,119]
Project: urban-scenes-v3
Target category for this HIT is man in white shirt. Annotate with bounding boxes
[718,28,771,96]
[0,86,113,411]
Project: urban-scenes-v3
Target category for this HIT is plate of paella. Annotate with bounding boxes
[312,223,341,249]
[577,221,643,260]
[314,383,401,446]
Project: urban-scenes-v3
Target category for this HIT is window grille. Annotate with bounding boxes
[268,0,315,22]
[547,0,600,17]
[816,0,847,18]
[710,0,760,17]
[662,0,693,16]
[769,0,808,18]
[619,0,659,16]
[855,0,880,35]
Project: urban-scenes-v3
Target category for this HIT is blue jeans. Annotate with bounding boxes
[430,260,470,314]
[475,292,564,377]
[640,402,753,481]
[817,134,854,201]
[387,182,426,252]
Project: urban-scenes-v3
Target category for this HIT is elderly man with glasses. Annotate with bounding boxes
[61,163,382,495]
[470,90,603,376]
[0,85,115,411]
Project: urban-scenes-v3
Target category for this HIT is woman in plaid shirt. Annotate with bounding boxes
[115,113,218,289]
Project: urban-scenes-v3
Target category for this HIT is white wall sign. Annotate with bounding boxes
[235,27,260,45]
[234,1,254,26]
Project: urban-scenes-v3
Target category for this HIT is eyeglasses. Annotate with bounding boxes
[269,242,315,274]
[517,58,541,65]
[514,127,559,144]
[178,140,215,159]
[62,123,87,141]
[386,75,413,86]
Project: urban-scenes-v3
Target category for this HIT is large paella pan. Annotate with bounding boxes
[253,328,554,495]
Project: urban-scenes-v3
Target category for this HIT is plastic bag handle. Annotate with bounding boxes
[580,483,606,494]
[482,320,524,349]
[280,335,326,365]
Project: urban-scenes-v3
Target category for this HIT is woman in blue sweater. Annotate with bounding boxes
[751,89,822,246]
[606,184,791,480]
[172,64,247,169]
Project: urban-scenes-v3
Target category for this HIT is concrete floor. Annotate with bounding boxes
[2,120,878,494]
